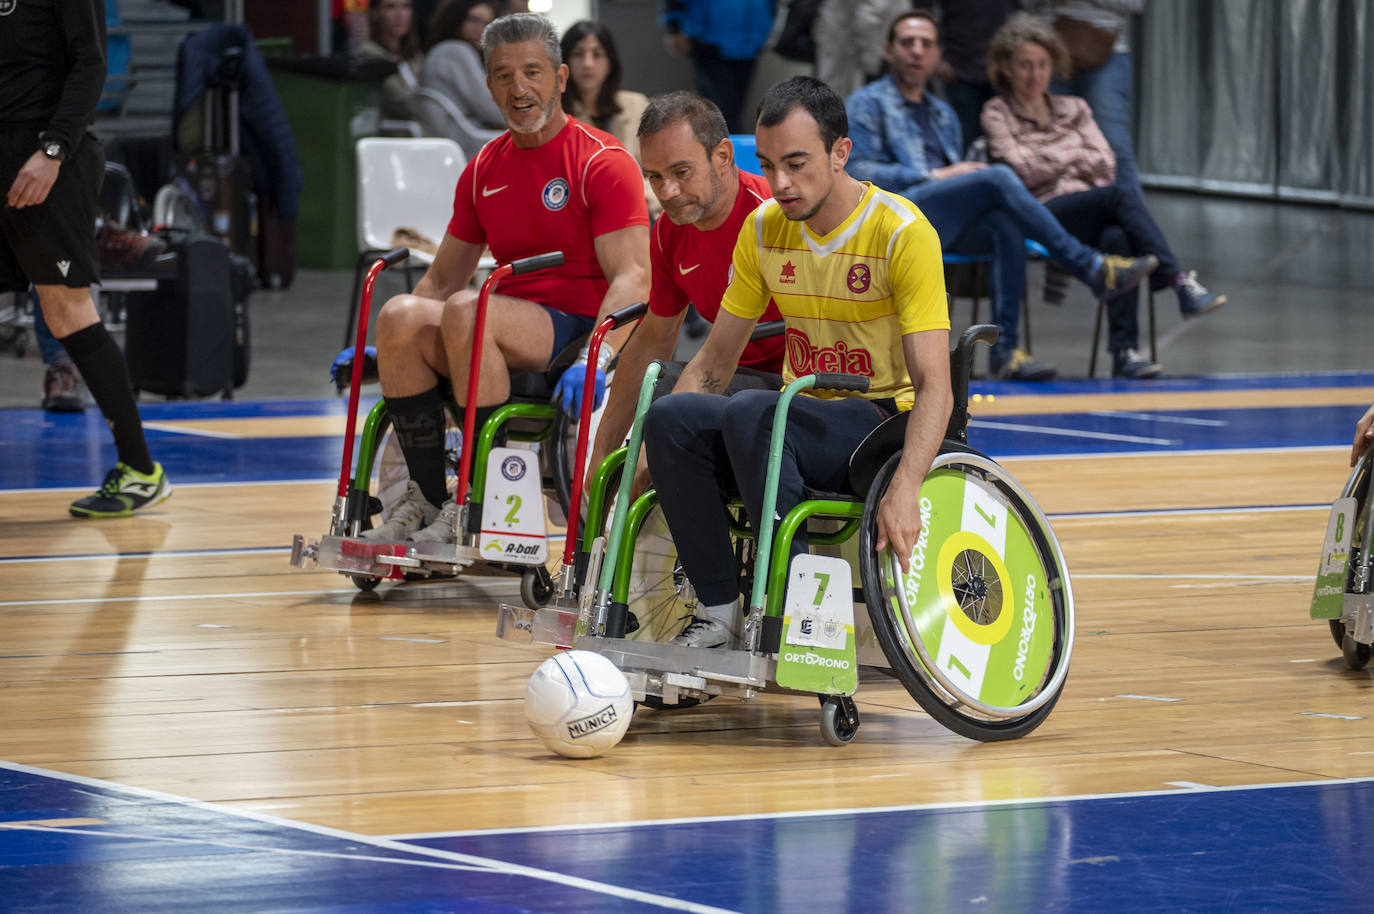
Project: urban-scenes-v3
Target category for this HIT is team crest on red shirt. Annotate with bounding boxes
[779,261,797,284]
[542,177,570,211]
[847,263,871,293]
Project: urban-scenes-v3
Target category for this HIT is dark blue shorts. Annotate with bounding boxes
[544,307,596,361]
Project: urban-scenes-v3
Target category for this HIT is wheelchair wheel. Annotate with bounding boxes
[549,375,613,519]
[371,410,462,524]
[625,502,699,644]
[859,448,1074,742]
[1328,453,1374,653]
[819,695,860,746]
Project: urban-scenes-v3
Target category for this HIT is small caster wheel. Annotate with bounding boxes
[354,575,381,593]
[819,695,860,746]
[1342,633,1371,671]
[520,567,555,609]
[1330,619,1347,650]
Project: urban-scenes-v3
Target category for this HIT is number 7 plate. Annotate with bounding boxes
[776,553,859,695]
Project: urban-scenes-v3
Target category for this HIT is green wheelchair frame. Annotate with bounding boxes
[502,324,1076,746]
[1312,449,1374,670]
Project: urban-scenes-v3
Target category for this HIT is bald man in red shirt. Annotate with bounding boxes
[587,91,784,493]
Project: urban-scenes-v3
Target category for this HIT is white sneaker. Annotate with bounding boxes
[669,616,730,648]
[361,481,439,541]
[409,498,460,544]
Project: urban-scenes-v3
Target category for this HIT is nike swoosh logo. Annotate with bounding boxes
[482,185,508,197]
[678,263,700,275]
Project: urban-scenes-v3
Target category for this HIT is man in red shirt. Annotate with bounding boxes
[586,91,783,493]
[366,12,650,544]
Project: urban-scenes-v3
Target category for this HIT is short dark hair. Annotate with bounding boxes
[638,91,729,156]
[887,8,940,45]
[481,12,560,71]
[755,76,847,153]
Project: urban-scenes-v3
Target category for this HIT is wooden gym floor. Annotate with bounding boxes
[1,373,1372,911]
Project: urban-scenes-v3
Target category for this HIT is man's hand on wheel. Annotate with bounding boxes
[553,360,606,418]
[874,468,925,575]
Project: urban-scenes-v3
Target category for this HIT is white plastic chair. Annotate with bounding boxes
[345,136,466,349]
[414,86,504,160]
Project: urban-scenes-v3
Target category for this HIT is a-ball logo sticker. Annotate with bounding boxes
[542,177,570,211]
[501,455,526,481]
[566,703,619,738]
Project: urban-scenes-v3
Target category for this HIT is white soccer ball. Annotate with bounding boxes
[525,650,633,758]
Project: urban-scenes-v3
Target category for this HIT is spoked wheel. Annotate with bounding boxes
[858,447,1074,742]
[625,502,703,645]
[819,695,860,746]
[371,409,463,526]
[549,369,614,519]
[625,501,747,710]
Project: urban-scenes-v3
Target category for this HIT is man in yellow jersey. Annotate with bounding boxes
[643,75,953,648]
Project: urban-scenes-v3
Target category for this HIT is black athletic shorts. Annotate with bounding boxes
[0,128,103,293]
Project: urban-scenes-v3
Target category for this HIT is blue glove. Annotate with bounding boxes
[330,345,379,392]
[553,359,606,418]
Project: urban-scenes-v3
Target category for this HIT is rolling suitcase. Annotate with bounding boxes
[124,233,236,398]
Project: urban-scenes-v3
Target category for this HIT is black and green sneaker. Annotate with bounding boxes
[69,462,171,518]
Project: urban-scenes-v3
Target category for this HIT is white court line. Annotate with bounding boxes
[2,478,336,495]
[0,760,739,914]
[386,775,1374,841]
[1088,410,1229,427]
[1075,573,1310,581]
[968,419,1178,446]
[1051,503,1327,520]
[142,423,243,440]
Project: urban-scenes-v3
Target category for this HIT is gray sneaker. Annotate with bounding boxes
[409,498,460,544]
[669,616,730,648]
[361,481,439,541]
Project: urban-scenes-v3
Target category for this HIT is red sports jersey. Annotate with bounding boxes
[648,169,783,371]
[448,118,649,318]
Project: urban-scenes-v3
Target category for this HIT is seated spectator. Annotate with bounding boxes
[982,13,1226,378]
[357,0,425,122]
[419,0,504,156]
[1027,0,1144,196]
[560,20,658,217]
[846,10,1156,380]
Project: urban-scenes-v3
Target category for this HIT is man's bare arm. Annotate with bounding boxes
[874,329,953,573]
[411,233,483,303]
[673,309,757,395]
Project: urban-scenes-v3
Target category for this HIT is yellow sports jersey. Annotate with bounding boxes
[720,182,948,409]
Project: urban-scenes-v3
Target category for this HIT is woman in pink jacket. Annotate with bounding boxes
[982,13,1225,378]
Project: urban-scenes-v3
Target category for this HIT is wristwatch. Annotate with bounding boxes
[41,140,65,163]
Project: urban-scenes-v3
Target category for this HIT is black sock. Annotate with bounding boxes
[58,323,154,475]
[386,387,449,508]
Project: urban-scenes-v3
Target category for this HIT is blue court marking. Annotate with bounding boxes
[970,369,1374,396]
[0,375,1366,490]
[402,779,1374,913]
[0,761,733,913]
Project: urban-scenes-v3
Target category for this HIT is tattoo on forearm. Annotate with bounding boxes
[701,370,722,393]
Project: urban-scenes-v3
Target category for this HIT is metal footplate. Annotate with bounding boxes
[577,636,777,703]
[291,534,480,580]
[1345,596,1374,645]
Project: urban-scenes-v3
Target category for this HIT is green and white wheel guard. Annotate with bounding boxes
[877,451,1074,718]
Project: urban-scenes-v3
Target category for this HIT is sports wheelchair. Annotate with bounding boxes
[291,249,641,605]
[499,323,1076,745]
[1312,449,1374,669]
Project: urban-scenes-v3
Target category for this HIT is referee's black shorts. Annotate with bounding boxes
[0,128,103,293]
